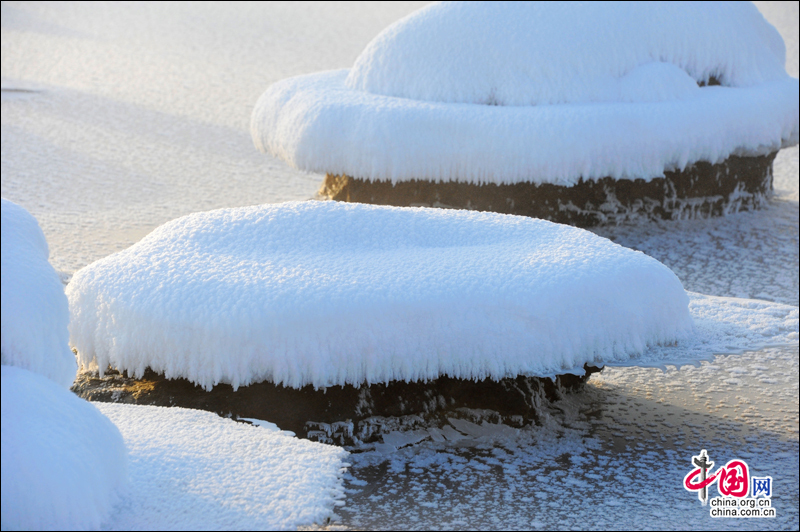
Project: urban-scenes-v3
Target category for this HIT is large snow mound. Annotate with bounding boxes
[251,2,799,185]
[68,201,693,390]
[347,1,788,106]
[96,403,348,530]
[1,198,76,388]
[1,365,127,531]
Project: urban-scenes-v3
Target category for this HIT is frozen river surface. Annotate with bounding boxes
[1,1,797,530]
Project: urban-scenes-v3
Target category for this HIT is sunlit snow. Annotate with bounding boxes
[1,0,798,530]
[252,1,798,185]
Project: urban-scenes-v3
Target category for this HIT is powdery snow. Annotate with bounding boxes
[1,198,76,388]
[347,2,788,106]
[67,201,693,390]
[251,1,799,185]
[95,403,348,531]
[1,365,127,531]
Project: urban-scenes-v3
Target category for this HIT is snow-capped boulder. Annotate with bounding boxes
[251,1,798,224]
[67,201,693,391]
[1,198,76,387]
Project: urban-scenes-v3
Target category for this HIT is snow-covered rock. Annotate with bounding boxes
[1,198,76,388]
[251,1,798,185]
[1,365,127,531]
[67,201,693,391]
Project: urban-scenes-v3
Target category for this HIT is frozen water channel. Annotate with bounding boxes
[1,1,797,530]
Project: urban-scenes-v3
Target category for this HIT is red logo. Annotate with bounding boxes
[684,450,749,504]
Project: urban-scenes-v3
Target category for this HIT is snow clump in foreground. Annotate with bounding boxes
[1,365,127,531]
[68,201,694,391]
[1,198,127,530]
[1,198,76,387]
[95,403,348,530]
[252,1,799,185]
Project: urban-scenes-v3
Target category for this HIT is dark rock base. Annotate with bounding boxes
[72,366,601,447]
[320,153,776,227]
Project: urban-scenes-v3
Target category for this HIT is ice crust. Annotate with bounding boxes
[1,198,76,388]
[96,403,348,530]
[0,365,127,531]
[251,1,799,185]
[67,201,693,390]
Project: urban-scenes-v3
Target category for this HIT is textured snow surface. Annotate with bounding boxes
[1,198,76,388]
[95,403,348,531]
[2,2,798,530]
[252,1,799,185]
[68,201,693,390]
[347,1,788,106]
[0,365,127,531]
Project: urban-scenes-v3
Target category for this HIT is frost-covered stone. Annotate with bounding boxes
[1,365,127,530]
[68,201,693,391]
[251,2,798,222]
[1,198,76,387]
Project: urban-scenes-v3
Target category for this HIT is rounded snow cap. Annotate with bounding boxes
[1,198,76,388]
[251,1,799,185]
[346,1,787,106]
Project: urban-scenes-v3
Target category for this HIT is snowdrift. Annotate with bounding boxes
[1,198,76,387]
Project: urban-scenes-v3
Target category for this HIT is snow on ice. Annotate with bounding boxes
[95,403,348,530]
[252,1,799,185]
[1,198,76,387]
[68,200,693,390]
[0,365,127,531]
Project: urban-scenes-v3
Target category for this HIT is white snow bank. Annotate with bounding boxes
[68,201,693,390]
[95,403,348,531]
[1,365,127,531]
[252,2,799,185]
[1,198,76,387]
[347,2,788,106]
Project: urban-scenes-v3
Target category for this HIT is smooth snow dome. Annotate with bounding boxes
[1,198,76,388]
[251,1,799,185]
[1,365,127,531]
[68,201,693,391]
[347,1,788,105]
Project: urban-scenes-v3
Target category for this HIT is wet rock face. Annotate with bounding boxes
[71,366,601,446]
[320,153,776,227]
